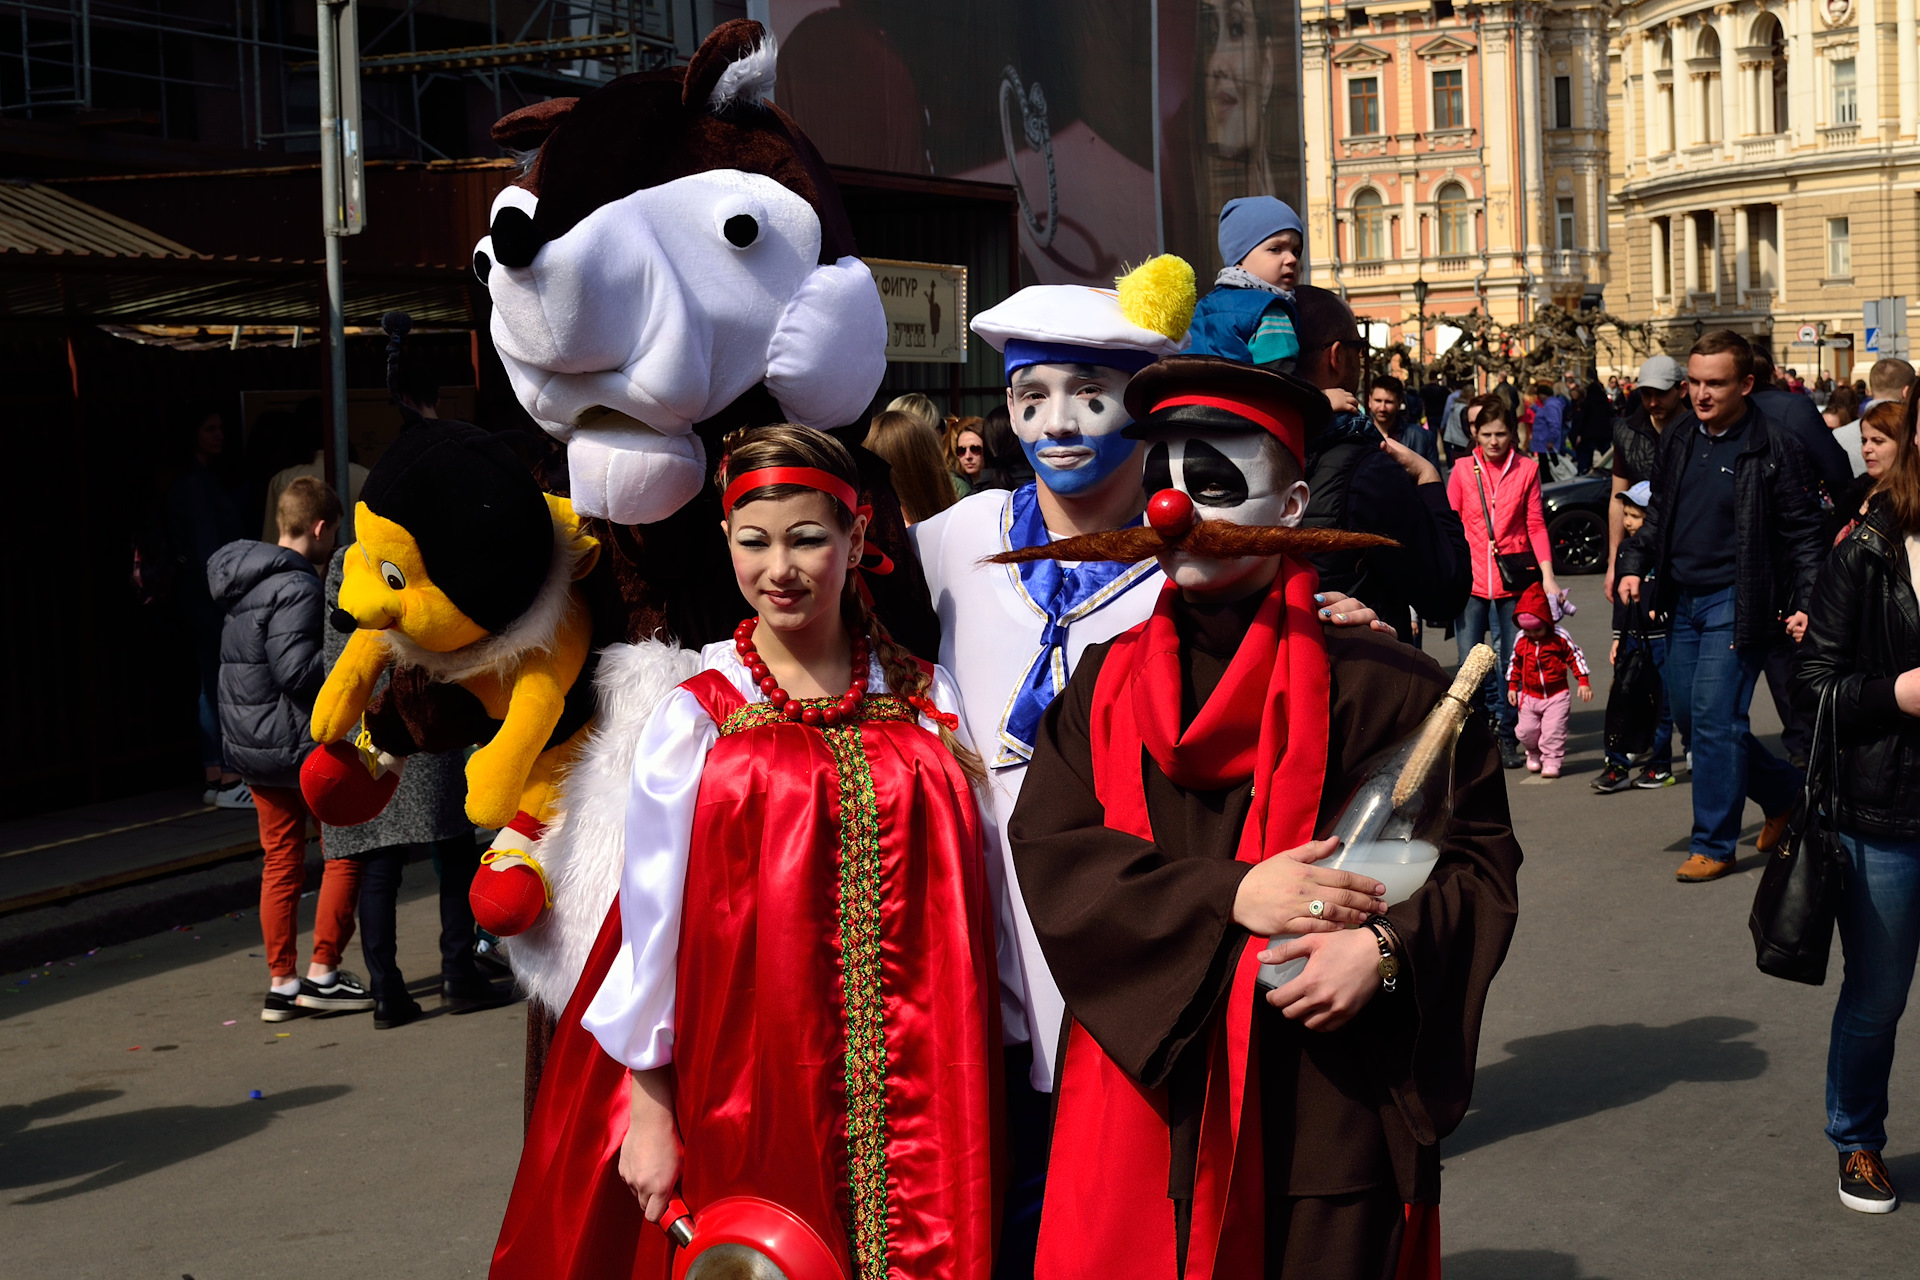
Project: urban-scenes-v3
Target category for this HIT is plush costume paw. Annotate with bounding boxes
[471,858,548,937]
[471,817,552,936]
[564,415,708,525]
[764,255,888,430]
[300,738,402,826]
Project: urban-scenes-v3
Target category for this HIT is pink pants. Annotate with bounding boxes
[1516,688,1572,772]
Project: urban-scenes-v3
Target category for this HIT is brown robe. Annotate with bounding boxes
[1009,593,1522,1278]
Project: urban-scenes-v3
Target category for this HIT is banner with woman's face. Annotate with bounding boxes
[767,0,1302,287]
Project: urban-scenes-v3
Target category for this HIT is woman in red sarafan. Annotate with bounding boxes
[490,424,1001,1280]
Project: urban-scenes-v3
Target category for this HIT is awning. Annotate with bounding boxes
[0,179,479,329]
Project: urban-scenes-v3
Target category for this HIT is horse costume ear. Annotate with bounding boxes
[491,97,577,152]
[683,18,777,112]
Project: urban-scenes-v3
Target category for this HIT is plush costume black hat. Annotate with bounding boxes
[359,423,555,634]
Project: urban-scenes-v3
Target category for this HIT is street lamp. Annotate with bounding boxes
[1413,277,1429,366]
[1693,316,1705,339]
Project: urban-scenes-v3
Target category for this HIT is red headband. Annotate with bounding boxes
[1152,393,1306,464]
[721,466,860,517]
[720,465,893,577]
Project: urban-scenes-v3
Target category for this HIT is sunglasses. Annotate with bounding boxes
[955,444,984,456]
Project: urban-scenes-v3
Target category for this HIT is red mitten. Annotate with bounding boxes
[300,739,400,826]
[471,857,548,937]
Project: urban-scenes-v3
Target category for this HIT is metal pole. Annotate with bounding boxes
[318,0,349,499]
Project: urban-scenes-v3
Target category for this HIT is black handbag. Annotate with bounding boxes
[1472,458,1543,592]
[1749,684,1849,985]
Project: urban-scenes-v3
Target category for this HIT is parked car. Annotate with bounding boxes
[1541,467,1612,575]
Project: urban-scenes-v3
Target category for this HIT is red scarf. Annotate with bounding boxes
[1036,561,1330,1279]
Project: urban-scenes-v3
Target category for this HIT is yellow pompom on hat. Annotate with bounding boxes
[971,256,1195,379]
[1115,254,1198,344]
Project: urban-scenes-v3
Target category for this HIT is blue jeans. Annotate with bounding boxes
[1458,594,1519,743]
[1827,833,1920,1152]
[1661,587,1801,862]
[1607,633,1675,770]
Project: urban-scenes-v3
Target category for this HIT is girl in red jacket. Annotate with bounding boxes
[1506,582,1591,777]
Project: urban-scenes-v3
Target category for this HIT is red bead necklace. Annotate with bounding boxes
[733,617,871,727]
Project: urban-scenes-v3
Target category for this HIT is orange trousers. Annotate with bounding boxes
[253,784,361,979]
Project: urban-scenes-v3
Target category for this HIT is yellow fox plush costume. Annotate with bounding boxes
[307,421,597,933]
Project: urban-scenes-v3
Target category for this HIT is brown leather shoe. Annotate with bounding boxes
[1676,853,1736,882]
[1756,812,1792,853]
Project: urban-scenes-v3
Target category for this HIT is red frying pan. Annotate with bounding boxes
[659,1195,846,1280]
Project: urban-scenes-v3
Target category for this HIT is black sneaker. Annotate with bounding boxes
[262,989,306,1023]
[1839,1150,1899,1214]
[442,972,515,1014]
[294,970,376,1013]
[373,995,425,1031]
[471,937,514,979]
[1498,739,1527,770]
[1592,764,1633,793]
[1634,766,1677,789]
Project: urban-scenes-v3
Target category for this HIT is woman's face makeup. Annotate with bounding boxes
[725,491,863,636]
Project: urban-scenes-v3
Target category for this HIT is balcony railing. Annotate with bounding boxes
[1820,123,1860,149]
[1738,135,1783,162]
[1351,262,1386,278]
[1546,250,1581,277]
[1433,256,1472,274]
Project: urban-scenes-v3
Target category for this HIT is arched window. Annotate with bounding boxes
[1435,182,1472,255]
[1697,26,1723,145]
[1353,189,1386,261]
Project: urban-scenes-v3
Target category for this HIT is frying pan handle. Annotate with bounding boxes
[660,1196,694,1248]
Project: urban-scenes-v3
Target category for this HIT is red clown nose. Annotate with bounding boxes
[1147,488,1196,538]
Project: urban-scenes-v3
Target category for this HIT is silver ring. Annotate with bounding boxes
[1308,899,1326,918]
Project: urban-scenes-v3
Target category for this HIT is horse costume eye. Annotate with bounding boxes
[380,561,407,591]
[723,213,759,248]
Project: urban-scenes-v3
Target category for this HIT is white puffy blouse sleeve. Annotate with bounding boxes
[580,685,717,1072]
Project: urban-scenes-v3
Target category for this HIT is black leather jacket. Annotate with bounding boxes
[1614,402,1825,649]
[1797,498,1920,840]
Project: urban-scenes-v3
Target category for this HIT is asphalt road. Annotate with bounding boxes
[4,593,1917,1278]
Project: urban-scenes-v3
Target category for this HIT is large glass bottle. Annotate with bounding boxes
[1257,643,1498,990]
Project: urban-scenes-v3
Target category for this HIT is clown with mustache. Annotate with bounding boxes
[1003,357,1522,1280]
[912,268,1388,1278]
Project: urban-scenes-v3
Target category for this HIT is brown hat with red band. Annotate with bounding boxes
[1122,354,1331,466]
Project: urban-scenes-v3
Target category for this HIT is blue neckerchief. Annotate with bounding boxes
[995,483,1159,766]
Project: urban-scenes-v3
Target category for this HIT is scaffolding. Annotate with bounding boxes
[0,0,685,161]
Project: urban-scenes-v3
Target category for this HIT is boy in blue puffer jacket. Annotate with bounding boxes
[1187,195,1304,370]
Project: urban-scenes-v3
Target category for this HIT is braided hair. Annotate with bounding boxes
[717,423,984,780]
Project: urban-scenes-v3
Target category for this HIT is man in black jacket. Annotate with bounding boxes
[1294,286,1471,646]
[1616,331,1825,883]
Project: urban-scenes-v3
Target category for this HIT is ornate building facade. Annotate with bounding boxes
[1606,0,1920,380]
[1302,1,1614,355]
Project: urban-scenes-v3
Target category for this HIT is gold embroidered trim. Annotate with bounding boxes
[823,720,888,1280]
[714,691,906,1278]
[717,694,917,738]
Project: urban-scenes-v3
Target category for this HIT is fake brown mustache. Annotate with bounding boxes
[986,521,1396,566]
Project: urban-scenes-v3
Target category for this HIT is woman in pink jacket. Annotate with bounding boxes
[1448,392,1562,769]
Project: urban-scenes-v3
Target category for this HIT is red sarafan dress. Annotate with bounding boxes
[490,641,1001,1280]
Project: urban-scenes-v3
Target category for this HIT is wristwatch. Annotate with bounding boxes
[1365,915,1402,994]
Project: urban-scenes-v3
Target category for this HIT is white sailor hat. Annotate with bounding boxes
[971,255,1196,379]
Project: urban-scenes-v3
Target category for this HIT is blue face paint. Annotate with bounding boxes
[1024,428,1140,495]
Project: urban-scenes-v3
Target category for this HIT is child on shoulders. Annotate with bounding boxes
[1188,196,1304,370]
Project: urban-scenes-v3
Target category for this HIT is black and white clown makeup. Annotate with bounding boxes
[1140,430,1311,596]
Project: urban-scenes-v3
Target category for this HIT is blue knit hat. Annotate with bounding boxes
[1217,196,1304,269]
